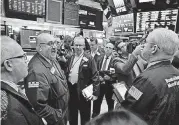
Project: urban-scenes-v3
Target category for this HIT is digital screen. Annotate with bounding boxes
[7,0,45,16]
[79,5,103,31]
[113,0,127,14]
[139,0,155,3]
[113,13,134,33]
[136,9,178,32]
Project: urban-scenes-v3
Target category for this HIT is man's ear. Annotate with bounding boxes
[36,45,42,52]
[151,45,158,54]
[3,60,13,71]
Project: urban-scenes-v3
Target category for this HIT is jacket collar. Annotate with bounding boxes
[146,60,171,70]
[1,81,28,101]
[36,53,52,68]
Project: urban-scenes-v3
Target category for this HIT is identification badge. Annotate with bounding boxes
[51,67,55,74]
[28,82,39,88]
[83,64,88,67]
[83,57,88,62]
[97,52,100,56]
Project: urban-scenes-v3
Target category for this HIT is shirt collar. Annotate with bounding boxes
[104,55,112,59]
[75,52,84,58]
[91,48,98,54]
[0,80,18,92]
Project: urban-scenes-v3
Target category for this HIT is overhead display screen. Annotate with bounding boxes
[136,9,178,32]
[113,0,127,14]
[7,0,45,16]
[139,0,155,3]
[79,5,103,31]
[112,13,134,33]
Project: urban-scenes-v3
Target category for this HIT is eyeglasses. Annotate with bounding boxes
[105,46,113,50]
[74,44,84,47]
[40,41,58,47]
[1,53,27,66]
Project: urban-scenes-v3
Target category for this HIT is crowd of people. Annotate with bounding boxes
[1,27,179,125]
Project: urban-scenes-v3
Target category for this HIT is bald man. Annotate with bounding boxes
[1,36,44,125]
[24,33,69,125]
[66,36,100,125]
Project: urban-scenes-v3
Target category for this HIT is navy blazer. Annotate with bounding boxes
[67,52,100,96]
[25,53,69,125]
[97,55,117,83]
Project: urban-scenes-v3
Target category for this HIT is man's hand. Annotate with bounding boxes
[132,44,144,57]
[99,76,104,82]
[104,74,111,81]
[86,95,98,101]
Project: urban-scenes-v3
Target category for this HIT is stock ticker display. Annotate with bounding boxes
[7,0,45,16]
[112,13,134,33]
[136,9,178,32]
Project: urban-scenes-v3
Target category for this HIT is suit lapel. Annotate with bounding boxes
[99,55,105,70]
[69,55,75,71]
[79,55,86,73]
[53,60,65,80]
[108,56,113,70]
[1,82,29,103]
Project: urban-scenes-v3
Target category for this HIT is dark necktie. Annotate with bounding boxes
[102,56,108,71]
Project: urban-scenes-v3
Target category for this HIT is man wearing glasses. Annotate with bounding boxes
[66,36,99,125]
[24,33,69,125]
[92,42,118,118]
[1,36,44,125]
[121,28,179,125]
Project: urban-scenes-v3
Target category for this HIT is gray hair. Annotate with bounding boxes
[148,28,179,56]
[1,36,21,64]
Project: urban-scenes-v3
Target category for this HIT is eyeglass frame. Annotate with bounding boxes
[1,53,27,67]
[40,41,59,47]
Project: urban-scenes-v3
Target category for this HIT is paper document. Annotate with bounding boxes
[113,83,127,101]
[82,84,93,98]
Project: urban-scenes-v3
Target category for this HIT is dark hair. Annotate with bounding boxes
[86,109,148,125]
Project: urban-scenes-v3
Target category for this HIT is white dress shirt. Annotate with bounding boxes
[101,55,112,71]
[68,53,83,85]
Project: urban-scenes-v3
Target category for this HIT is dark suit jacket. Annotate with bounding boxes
[1,81,44,125]
[25,53,69,125]
[98,55,117,83]
[67,52,100,97]
[93,50,103,64]
[113,54,138,87]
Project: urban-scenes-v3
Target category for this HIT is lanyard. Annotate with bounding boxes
[71,54,83,69]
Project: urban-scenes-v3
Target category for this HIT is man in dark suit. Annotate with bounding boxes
[1,36,44,125]
[92,42,117,118]
[89,37,103,63]
[67,36,100,125]
[24,33,69,125]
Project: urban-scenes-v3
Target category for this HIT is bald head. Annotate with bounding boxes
[36,33,55,45]
[1,36,24,64]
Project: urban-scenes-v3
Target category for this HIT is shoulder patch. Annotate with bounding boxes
[28,82,39,88]
[128,86,143,100]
